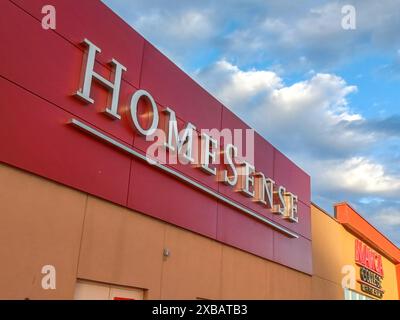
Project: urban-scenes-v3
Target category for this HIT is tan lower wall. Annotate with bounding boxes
[0,163,312,299]
[311,276,343,300]
[0,163,86,299]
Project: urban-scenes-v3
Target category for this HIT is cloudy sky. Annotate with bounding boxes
[102,0,400,246]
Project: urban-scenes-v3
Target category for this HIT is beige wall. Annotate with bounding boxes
[311,205,399,300]
[0,163,311,299]
[74,280,144,300]
[2,163,399,300]
[0,163,86,299]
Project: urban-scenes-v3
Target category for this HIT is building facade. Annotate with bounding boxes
[312,203,400,300]
[0,0,399,300]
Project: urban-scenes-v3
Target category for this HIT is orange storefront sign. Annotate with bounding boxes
[355,239,384,277]
[355,239,385,298]
[335,203,400,299]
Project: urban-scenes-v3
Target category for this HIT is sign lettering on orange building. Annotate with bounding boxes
[355,239,383,277]
[355,239,385,299]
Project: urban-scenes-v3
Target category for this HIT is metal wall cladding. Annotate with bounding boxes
[0,0,312,274]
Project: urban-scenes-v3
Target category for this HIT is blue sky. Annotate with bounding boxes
[102,0,400,246]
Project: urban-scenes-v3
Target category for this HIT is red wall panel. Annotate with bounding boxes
[217,108,276,222]
[217,202,274,261]
[0,77,131,206]
[273,232,312,275]
[139,42,223,131]
[273,150,311,206]
[0,0,136,145]
[127,159,218,239]
[0,0,312,274]
[10,0,145,88]
[132,102,220,191]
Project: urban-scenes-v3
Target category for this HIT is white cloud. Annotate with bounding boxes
[196,60,371,158]
[103,0,400,73]
[195,60,282,109]
[135,10,214,42]
[224,1,400,69]
[373,208,400,227]
[196,60,400,202]
[310,157,400,197]
[367,206,400,245]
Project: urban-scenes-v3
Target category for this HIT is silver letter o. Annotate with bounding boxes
[130,90,159,136]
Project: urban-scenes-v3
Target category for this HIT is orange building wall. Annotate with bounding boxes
[0,163,86,299]
[311,205,399,300]
[397,264,400,299]
[0,163,312,300]
[1,162,398,300]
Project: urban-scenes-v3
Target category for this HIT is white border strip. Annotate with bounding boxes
[70,118,299,239]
